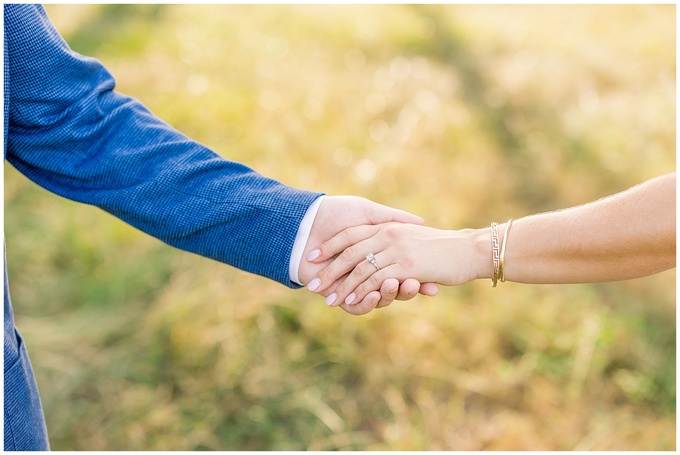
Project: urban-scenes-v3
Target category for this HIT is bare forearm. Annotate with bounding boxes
[478,173,676,284]
[308,174,675,305]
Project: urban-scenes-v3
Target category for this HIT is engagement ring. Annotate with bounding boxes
[366,253,380,271]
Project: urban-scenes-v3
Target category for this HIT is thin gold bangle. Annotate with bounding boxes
[499,219,513,283]
[490,222,500,287]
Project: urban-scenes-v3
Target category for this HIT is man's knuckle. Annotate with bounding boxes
[398,283,416,298]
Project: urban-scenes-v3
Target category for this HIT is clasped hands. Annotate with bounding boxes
[299,195,479,315]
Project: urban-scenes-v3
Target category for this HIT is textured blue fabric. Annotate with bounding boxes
[3,4,322,450]
[4,246,49,451]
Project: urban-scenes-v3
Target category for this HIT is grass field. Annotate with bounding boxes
[4,4,676,450]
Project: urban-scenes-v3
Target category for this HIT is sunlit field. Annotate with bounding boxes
[5,4,675,450]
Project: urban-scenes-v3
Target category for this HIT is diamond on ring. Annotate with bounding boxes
[366,253,380,271]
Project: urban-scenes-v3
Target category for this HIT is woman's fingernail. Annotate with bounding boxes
[345,293,356,305]
[306,249,321,261]
[307,278,321,292]
[325,293,337,306]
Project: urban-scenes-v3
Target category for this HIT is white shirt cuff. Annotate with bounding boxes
[289,195,325,286]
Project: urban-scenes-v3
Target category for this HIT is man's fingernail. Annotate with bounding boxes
[307,278,321,292]
[306,249,321,261]
[325,293,337,306]
[345,293,356,305]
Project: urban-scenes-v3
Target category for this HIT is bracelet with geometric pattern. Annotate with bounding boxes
[490,222,500,287]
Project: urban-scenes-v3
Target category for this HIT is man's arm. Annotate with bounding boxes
[6,4,437,310]
[6,4,319,286]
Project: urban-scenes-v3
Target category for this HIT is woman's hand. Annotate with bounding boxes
[298,196,440,315]
[305,222,491,307]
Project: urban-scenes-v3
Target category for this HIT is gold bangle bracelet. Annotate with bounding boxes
[499,219,514,283]
[490,222,500,287]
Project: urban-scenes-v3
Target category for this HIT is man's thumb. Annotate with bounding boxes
[370,202,425,225]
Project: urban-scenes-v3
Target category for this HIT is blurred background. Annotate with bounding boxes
[4,4,675,450]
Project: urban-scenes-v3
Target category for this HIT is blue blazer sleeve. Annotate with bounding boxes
[4,5,323,288]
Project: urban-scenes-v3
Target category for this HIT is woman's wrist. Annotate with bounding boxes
[470,227,494,281]
[470,222,515,284]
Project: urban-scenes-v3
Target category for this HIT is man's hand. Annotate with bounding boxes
[298,196,439,315]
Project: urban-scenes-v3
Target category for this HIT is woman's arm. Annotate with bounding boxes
[306,173,676,307]
[501,172,675,283]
